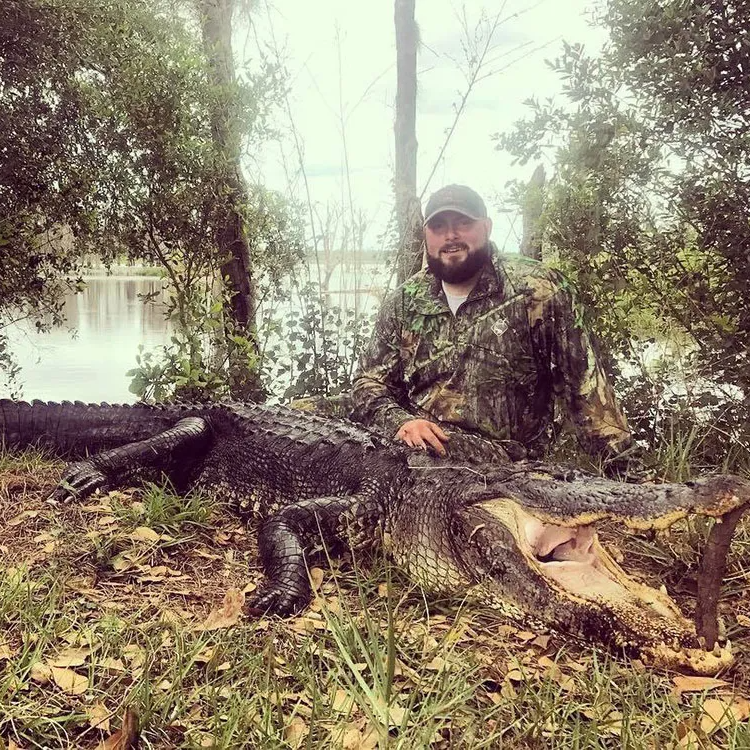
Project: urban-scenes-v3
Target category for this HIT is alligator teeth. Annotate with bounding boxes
[713,643,722,656]
[726,639,732,654]
[659,585,668,595]
[698,636,707,650]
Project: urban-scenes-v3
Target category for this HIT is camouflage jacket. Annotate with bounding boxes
[351,247,632,459]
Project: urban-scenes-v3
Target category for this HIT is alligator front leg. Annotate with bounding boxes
[252,494,382,616]
[51,417,211,502]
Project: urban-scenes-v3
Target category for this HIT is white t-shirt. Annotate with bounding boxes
[442,282,469,315]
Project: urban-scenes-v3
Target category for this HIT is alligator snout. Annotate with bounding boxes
[448,492,743,675]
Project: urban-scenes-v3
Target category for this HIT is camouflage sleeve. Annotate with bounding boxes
[531,272,632,458]
[350,292,415,437]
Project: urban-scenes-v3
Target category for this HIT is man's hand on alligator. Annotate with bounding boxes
[394,418,449,455]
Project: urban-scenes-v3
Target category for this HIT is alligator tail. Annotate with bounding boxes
[0,400,181,458]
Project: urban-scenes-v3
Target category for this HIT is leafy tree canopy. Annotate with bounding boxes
[1,0,303,393]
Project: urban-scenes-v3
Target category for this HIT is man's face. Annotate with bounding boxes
[424,211,492,283]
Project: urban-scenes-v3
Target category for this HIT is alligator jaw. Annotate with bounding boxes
[641,640,733,674]
[460,497,735,675]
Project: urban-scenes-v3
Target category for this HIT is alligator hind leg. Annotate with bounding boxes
[51,417,211,502]
[251,493,382,616]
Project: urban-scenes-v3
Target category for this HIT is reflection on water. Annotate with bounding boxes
[4,265,389,404]
[4,276,170,403]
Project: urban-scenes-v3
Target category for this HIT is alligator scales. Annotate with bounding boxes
[1,399,747,674]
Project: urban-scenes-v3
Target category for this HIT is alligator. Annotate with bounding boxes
[1,398,747,674]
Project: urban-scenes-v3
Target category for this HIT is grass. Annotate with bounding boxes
[1,449,749,748]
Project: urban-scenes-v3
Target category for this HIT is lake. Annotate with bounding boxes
[2,265,387,403]
[4,274,171,403]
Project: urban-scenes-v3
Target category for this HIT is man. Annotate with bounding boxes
[351,184,633,465]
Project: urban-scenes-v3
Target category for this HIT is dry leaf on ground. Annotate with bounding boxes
[331,688,356,715]
[341,720,379,750]
[308,567,324,591]
[284,716,309,749]
[50,666,89,695]
[198,588,245,631]
[130,526,160,542]
[675,723,703,750]
[96,708,139,750]
[122,645,146,669]
[29,662,52,685]
[672,675,729,699]
[194,646,215,664]
[290,614,328,634]
[8,510,39,526]
[699,695,750,734]
[87,702,111,732]
[49,646,91,667]
[99,657,126,672]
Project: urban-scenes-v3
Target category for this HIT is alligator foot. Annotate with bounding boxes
[50,460,110,503]
[246,585,310,617]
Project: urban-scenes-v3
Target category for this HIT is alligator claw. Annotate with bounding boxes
[50,460,110,503]
[246,586,310,617]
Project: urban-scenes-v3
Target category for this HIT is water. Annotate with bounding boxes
[3,265,388,404]
[4,275,171,403]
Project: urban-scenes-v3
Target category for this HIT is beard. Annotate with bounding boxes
[426,241,491,283]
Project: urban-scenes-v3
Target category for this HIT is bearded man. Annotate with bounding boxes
[351,184,634,466]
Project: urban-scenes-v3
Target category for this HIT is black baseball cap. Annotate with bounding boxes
[423,184,487,224]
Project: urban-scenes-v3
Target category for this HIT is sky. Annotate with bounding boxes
[248,0,607,252]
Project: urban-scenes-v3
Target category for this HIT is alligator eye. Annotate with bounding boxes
[483,549,507,577]
[489,560,507,577]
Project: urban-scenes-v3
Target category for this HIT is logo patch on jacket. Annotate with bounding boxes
[492,318,509,339]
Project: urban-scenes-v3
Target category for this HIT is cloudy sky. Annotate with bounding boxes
[248,0,606,250]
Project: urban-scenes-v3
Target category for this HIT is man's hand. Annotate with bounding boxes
[394,419,449,456]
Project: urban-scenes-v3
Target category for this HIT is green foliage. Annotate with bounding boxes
[260,280,375,401]
[112,482,215,532]
[126,281,259,402]
[497,0,750,467]
[1,0,303,395]
[124,184,305,402]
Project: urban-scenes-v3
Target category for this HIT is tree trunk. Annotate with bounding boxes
[520,164,545,261]
[394,0,423,283]
[199,0,263,400]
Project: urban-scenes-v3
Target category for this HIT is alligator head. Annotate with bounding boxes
[390,466,748,674]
